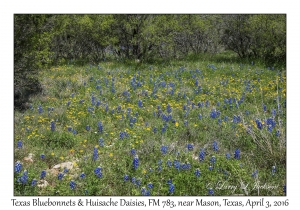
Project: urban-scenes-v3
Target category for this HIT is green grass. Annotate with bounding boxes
[14,54,286,196]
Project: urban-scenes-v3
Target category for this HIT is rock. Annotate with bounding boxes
[23,157,33,163]
[37,180,49,188]
[23,153,34,163]
[52,162,74,170]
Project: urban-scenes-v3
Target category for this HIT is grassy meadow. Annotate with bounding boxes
[14,54,286,196]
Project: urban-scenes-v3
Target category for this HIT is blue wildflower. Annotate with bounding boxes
[133,155,139,170]
[199,149,205,162]
[169,184,175,194]
[17,170,28,184]
[124,174,129,182]
[17,140,23,149]
[147,183,154,189]
[94,166,103,178]
[131,148,136,156]
[194,168,201,177]
[234,149,240,160]
[98,121,103,133]
[272,166,276,176]
[99,138,104,147]
[80,172,86,179]
[15,161,22,173]
[138,100,143,108]
[208,188,214,195]
[210,156,216,164]
[212,141,219,152]
[40,170,46,179]
[40,154,45,160]
[186,143,194,151]
[160,145,168,155]
[50,121,56,131]
[226,153,231,160]
[63,167,69,173]
[86,125,90,131]
[31,179,37,187]
[252,170,258,178]
[93,147,98,161]
[57,172,64,180]
[209,165,213,171]
[166,159,172,167]
[70,180,76,190]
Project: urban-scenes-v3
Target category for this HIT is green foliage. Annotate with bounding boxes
[14,56,286,196]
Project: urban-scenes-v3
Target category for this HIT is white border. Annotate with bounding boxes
[1,0,299,209]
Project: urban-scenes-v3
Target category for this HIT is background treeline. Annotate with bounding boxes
[14,14,286,110]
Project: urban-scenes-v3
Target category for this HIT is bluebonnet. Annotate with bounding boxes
[252,170,258,178]
[166,104,172,113]
[209,166,213,171]
[169,184,175,194]
[226,153,231,160]
[199,149,205,162]
[93,147,98,161]
[63,167,69,173]
[16,140,23,149]
[153,127,157,133]
[131,177,136,184]
[99,138,104,147]
[98,121,103,133]
[208,188,214,195]
[212,141,219,152]
[167,179,172,185]
[160,145,168,155]
[194,168,201,177]
[210,109,218,118]
[40,170,46,179]
[38,105,43,114]
[58,172,64,180]
[80,172,86,179]
[147,183,154,189]
[174,160,181,171]
[166,159,172,167]
[131,148,136,156]
[256,119,263,130]
[210,156,216,164]
[67,126,72,132]
[272,109,276,116]
[141,187,151,196]
[184,120,188,126]
[94,166,103,178]
[40,154,45,160]
[72,129,77,135]
[276,130,280,137]
[133,155,139,170]
[31,179,37,187]
[86,125,90,131]
[124,174,129,181]
[263,104,267,112]
[120,131,125,139]
[186,143,194,151]
[234,149,241,160]
[272,166,276,176]
[181,162,191,170]
[135,178,141,186]
[70,180,76,190]
[17,170,28,184]
[50,121,56,131]
[138,100,143,108]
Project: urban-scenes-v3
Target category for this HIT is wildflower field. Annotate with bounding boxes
[14,57,286,196]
